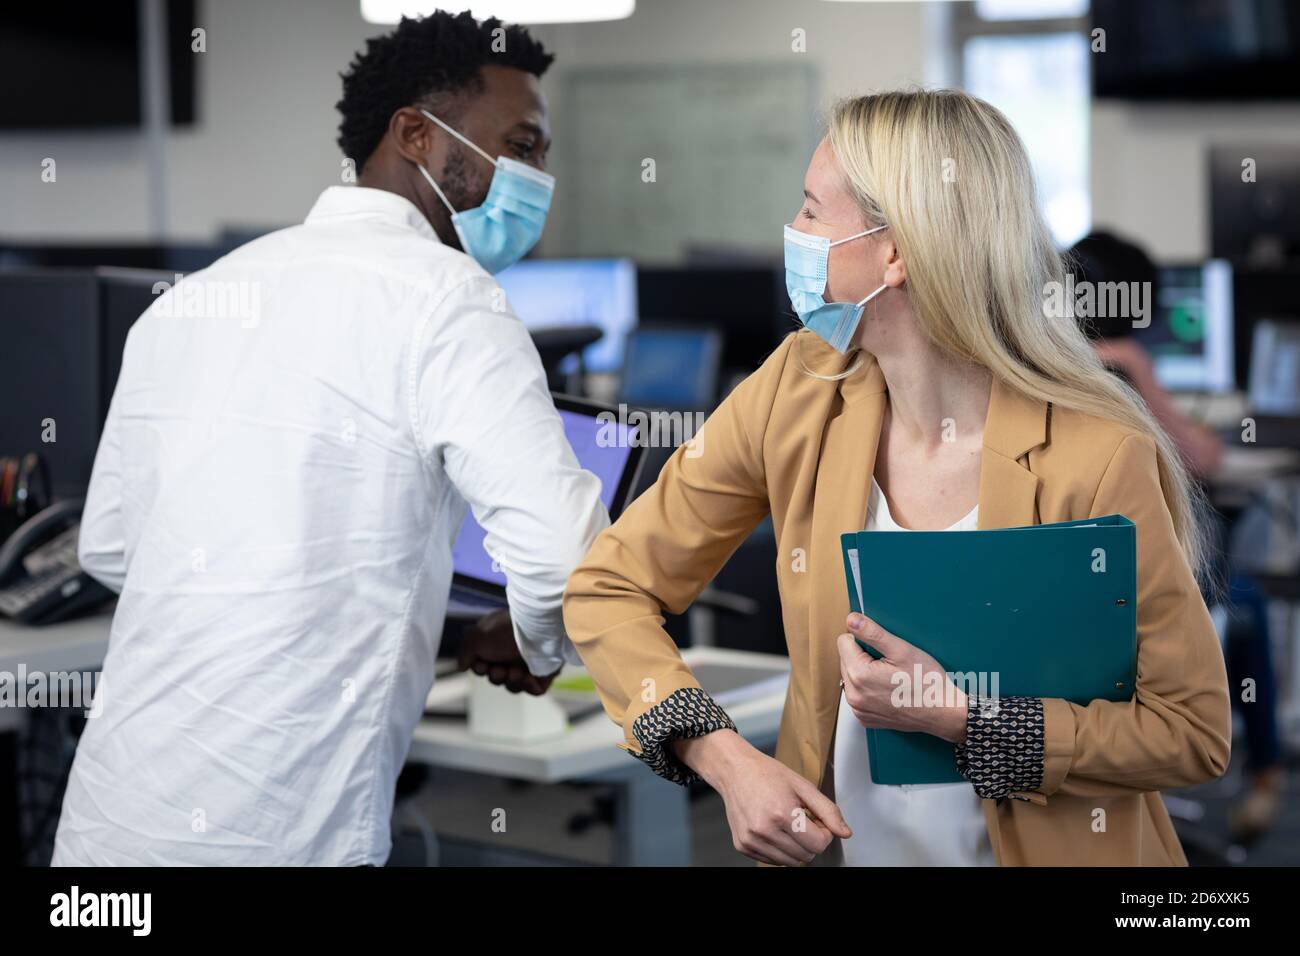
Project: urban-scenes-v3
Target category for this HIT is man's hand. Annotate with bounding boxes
[675,730,852,866]
[457,609,558,695]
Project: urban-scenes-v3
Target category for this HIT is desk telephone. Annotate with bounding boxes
[0,499,114,625]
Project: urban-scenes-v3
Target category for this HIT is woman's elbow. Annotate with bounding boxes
[1198,697,1233,783]
[1178,728,1231,789]
[1171,696,1232,787]
[562,562,604,648]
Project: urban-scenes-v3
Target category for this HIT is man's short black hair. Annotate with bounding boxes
[336,11,554,172]
[1066,230,1160,341]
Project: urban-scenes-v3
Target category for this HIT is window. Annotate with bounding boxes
[974,0,1087,21]
[950,1,1092,248]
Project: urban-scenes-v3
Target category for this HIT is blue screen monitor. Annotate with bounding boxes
[451,397,642,591]
[494,258,638,373]
[620,325,723,411]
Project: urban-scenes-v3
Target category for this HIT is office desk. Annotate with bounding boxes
[1211,446,1300,486]
[0,611,114,730]
[0,614,788,866]
[409,646,788,866]
[0,612,114,672]
[0,611,115,863]
[1204,446,1300,747]
[1208,446,1300,505]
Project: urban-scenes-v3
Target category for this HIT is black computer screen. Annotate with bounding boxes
[1093,0,1300,100]
[0,2,196,128]
[636,265,786,373]
[0,272,103,498]
[0,269,167,498]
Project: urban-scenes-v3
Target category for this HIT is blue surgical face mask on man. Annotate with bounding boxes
[414,109,555,274]
[784,222,890,353]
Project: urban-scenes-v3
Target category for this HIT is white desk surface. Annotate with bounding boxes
[1212,446,1300,489]
[409,646,789,783]
[0,609,114,675]
[0,612,789,785]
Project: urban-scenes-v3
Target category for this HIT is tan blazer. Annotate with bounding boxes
[563,331,1231,866]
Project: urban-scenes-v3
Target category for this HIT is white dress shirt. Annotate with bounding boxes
[53,186,608,866]
[834,479,994,867]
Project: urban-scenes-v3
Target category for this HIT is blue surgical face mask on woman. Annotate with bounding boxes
[414,109,556,274]
[784,222,889,353]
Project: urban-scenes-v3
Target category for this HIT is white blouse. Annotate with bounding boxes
[834,478,994,867]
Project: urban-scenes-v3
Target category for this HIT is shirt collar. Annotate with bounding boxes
[304,186,440,243]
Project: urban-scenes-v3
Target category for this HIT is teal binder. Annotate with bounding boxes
[839,515,1137,785]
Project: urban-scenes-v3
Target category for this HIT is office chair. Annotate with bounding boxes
[529,325,602,393]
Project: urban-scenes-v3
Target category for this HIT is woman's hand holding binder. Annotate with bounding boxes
[838,612,969,744]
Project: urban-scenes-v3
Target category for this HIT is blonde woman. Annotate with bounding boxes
[563,89,1230,866]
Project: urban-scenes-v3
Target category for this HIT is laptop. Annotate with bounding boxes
[447,393,646,618]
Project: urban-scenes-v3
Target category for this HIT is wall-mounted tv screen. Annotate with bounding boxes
[0,1,196,128]
[1093,0,1300,101]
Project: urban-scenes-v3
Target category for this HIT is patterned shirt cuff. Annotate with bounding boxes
[628,687,737,785]
[954,695,1045,800]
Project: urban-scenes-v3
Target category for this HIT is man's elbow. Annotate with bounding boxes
[77,542,125,595]
[505,521,601,615]
[546,506,605,587]
[557,532,599,586]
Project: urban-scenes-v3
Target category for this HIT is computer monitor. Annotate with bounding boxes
[620,325,723,411]
[450,395,644,595]
[98,267,173,408]
[0,267,168,498]
[0,271,101,499]
[1248,319,1300,415]
[1211,145,1300,266]
[494,258,637,373]
[1232,264,1300,386]
[1135,259,1235,392]
[636,265,787,373]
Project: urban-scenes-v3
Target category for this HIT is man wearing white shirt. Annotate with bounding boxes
[53,12,607,866]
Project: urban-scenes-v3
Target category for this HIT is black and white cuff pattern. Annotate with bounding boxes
[628,687,737,785]
[955,695,1045,800]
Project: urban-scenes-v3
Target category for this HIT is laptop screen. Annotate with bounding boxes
[451,403,640,589]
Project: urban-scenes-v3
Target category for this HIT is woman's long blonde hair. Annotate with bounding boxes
[826,88,1210,581]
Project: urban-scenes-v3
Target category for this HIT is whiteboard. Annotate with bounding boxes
[556,62,819,263]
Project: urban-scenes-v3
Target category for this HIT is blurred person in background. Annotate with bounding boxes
[1070,231,1284,842]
